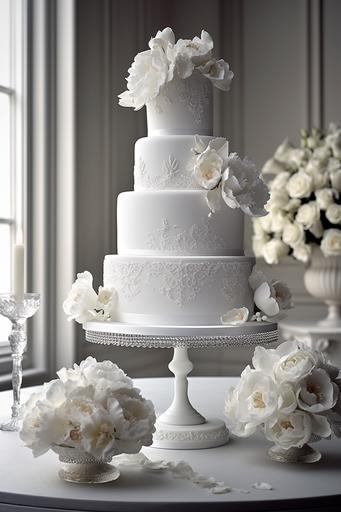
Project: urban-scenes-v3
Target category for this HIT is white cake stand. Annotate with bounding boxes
[84,321,278,450]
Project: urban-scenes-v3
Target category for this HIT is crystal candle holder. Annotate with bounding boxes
[0,293,40,431]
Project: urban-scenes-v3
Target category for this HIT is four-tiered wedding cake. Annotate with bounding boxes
[104,28,269,327]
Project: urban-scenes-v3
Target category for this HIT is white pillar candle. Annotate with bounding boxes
[13,243,25,302]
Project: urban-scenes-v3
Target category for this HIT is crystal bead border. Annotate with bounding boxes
[85,329,278,348]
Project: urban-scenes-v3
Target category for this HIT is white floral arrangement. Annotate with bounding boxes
[225,340,341,452]
[118,27,234,110]
[63,271,117,324]
[20,357,156,460]
[253,124,341,264]
[220,267,292,325]
[192,136,270,216]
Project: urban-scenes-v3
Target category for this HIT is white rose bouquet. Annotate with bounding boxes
[20,357,156,460]
[225,341,341,457]
[253,124,341,263]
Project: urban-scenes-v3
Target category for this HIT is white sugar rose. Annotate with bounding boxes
[296,201,320,228]
[198,58,234,91]
[118,47,169,110]
[326,203,341,224]
[330,169,341,192]
[297,368,339,413]
[262,239,289,264]
[63,271,98,324]
[293,243,311,263]
[221,153,269,216]
[315,188,335,210]
[286,171,313,198]
[193,147,223,189]
[321,229,341,256]
[282,221,305,248]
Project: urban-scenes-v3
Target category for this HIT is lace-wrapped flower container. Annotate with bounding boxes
[52,445,120,484]
[146,72,213,136]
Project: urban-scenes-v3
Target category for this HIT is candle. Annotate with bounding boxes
[13,233,25,302]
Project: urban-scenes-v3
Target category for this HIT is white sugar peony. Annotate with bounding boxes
[263,411,330,450]
[297,368,339,414]
[197,58,234,91]
[193,147,223,190]
[20,357,156,461]
[221,307,249,326]
[169,30,213,79]
[221,154,269,216]
[321,229,341,256]
[326,203,341,224]
[63,271,117,324]
[63,271,98,324]
[249,268,292,317]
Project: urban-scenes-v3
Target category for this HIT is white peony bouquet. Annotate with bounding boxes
[63,271,117,324]
[253,124,341,264]
[20,357,156,460]
[225,341,341,452]
[118,27,234,110]
[192,137,270,217]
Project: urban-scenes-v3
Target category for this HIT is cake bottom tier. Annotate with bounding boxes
[104,255,255,326]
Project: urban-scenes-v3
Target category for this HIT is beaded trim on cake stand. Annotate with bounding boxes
[84,321,278,450]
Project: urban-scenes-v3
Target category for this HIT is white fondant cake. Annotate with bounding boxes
[108,27,270,326]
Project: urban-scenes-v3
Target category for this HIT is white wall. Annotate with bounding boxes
[75,0,341,376]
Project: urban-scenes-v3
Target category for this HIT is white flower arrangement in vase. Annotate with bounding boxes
[224,340,341,463]
[20,357,156,483]
[253,124,341,263]
[252,125,341,326]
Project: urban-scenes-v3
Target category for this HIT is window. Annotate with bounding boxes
[0,0,25,346]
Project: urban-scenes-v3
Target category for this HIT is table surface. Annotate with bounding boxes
[0,377,341,512]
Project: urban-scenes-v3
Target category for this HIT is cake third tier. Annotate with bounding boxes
[104,255,255,326]
[117,190,244,257]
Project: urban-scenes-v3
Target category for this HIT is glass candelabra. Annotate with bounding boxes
[0,293,40,431]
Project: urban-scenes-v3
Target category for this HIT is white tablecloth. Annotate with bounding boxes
[0,377,340,511]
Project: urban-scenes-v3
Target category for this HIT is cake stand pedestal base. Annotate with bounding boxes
[153,418,229,450]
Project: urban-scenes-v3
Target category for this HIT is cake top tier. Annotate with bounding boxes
[118,27,233,136]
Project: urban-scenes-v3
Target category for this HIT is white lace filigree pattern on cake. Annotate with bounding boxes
[146,218,225,255]
[105,259,252,308]
[134,155,196,190]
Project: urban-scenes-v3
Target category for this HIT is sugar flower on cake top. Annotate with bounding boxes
[118,27,234,110]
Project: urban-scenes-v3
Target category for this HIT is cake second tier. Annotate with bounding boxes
[104,255,255,326]
[117,190,244,256]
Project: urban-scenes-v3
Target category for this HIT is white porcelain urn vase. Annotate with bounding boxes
[304,248,341,327]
